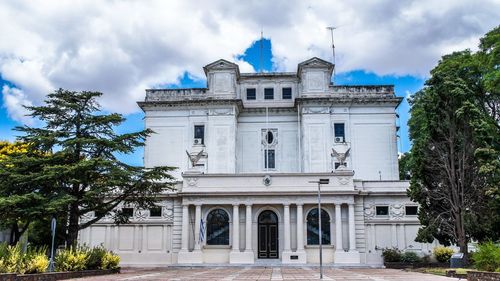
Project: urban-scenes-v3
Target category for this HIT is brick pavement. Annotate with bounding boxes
[72,267,459,281]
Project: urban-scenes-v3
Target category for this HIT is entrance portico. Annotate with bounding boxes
[177,171,361,265]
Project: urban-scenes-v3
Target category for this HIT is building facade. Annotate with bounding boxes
[78,57,437,266]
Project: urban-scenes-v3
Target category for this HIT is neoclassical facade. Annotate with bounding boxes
[78,57,437,266]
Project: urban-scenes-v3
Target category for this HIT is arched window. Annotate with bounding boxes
[206,209,230,245]
[307,208,331,245]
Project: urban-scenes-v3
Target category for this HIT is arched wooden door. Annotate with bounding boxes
[258,210,279,259]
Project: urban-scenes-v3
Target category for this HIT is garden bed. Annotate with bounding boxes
[0,268,119,281]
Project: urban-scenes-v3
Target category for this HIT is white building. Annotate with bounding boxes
[79,57,437,266]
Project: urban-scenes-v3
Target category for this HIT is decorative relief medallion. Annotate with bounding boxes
[390,204,404,220]
[135,209,147,221]
[163,207,174,221]
[186,177,198,187]
[364,205,375,219]
[263,175,272,186]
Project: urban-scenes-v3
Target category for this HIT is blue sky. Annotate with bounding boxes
[0,38,420,166]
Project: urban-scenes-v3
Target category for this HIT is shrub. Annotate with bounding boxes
[101,252,120,270]
[84,246,107,270]
[472,242,500,272]
[382,248,402,262]
[25,247,49,274]
[401,251,422,263]
[0,244,25,273]
[55,247,88,272]
[433,246,454,263]
[25,253,49,274]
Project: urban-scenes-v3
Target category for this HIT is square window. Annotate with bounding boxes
[122,208,133,217]
[264,88,274,100]
[264,149,275,169]
[282,87,292,99]
[405,206,418,216]
[194,125,205,145]
[376,206,389,216]
[246,88,256,100]
[334,123,345,139]
[150,207,162,217]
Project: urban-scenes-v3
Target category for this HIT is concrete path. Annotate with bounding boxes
[73,267,460,281]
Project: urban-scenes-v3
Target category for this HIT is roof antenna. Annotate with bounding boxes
[326,26,337,84]
[260,28,264,73]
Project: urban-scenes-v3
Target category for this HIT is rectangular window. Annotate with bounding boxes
[149,207,162,217]
[405,206,418,216]
[334,123,345,141]
[264,149,275,169]
[264,88,274,100]
[246,88,256,100]
[282,87,292,99]
[194,125,205,145]
[376,206,389,216]
[122,208,133,218]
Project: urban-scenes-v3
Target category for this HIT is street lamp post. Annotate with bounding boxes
[309,178,330,279]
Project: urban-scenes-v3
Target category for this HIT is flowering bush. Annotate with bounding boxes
[433,246,454,263]
[55,247,89,272]
[101,252,120,270]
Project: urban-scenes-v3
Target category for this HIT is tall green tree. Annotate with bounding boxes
[0,141,67,245]
[408,26,500,260]
[13,89,175,247]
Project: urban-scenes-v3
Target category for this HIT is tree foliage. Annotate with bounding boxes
[2,89,175,247]
[408,26,500,259]
[0,141,64,245]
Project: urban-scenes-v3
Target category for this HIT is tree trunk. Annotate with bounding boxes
[9,223,21,245]
[66,202,80,248]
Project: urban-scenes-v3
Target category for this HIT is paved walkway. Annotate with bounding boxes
[73,267,459,280]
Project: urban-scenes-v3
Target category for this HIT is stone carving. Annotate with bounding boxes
[364,205,376,219]
[135,209,147,221]
[186,150,205,168]
[261,129,278,146]
[185,177,198,187]
[331,147,351,168]
[163,207,174,221]
[390,204,404,220]
[337,177,350,185]
[302,107,329,114]
[263,175,272,186]
[209,108,233,116]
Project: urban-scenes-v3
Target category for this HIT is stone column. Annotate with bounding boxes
[283,204,291,251]
[245,204,252,252]
[181,204,189,251]
[348,203,356,251]
[194,204,202,251]
[335,204,343,252]
[232,204,240,252]
[296,204,304,251]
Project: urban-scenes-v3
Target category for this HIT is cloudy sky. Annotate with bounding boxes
[0,0,499,165]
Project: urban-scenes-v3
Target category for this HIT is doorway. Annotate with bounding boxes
[258,210,279,259]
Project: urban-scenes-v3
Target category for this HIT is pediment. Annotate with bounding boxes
[298,57,334,70]
[203,59,240,76]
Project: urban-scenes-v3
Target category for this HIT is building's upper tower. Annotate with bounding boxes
[139,57,402,180]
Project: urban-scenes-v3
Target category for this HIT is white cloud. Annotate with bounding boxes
[2,85,34,125]
[0,0,498,123]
